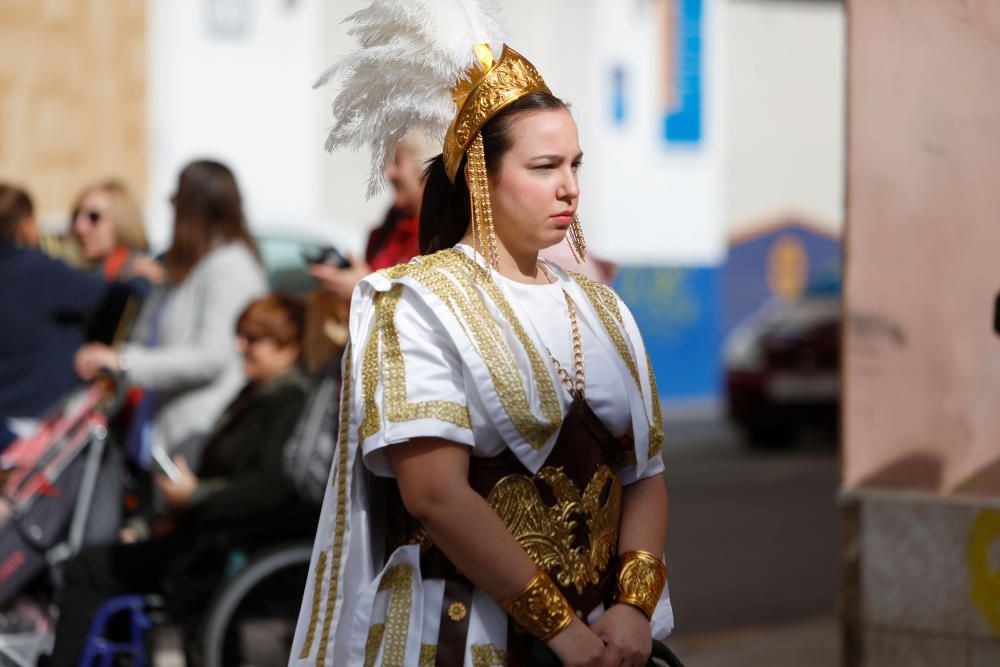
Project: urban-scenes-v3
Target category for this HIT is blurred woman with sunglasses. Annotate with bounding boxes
[70,180,152,282]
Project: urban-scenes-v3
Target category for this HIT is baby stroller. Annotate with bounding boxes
[0,374,124,667]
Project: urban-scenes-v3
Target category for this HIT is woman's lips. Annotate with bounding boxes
[551,212,574,226]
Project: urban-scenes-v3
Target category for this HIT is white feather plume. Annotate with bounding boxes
[315,0,508,198]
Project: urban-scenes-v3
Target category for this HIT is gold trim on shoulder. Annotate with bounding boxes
[359,285,473,441]
[570,273,664,458]
[380,285,472,429]
[379,249,562,449]
[443,45,552,182]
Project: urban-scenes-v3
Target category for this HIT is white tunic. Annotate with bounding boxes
[290,246,673,667]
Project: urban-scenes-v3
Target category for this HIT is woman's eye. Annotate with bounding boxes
[533,164,555,170]
[572,161,584,171]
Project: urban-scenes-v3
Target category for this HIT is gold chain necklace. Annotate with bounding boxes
[537,263,586,399]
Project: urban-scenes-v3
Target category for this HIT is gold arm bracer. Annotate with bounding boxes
[615,550,668,620]
[499,570,574,641]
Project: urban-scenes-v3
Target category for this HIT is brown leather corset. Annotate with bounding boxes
[377,396,634,613]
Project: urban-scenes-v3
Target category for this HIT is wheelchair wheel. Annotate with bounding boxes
[197,541,312,667]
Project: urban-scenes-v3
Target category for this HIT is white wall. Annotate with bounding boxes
[582,0,727,266]
[725,0,845,236]
[147,0,368,251]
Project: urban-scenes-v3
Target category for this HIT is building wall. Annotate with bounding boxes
[0,0,146,228]
[147,0,344,249]
[725,0,845,238]
[844,0,1000,495]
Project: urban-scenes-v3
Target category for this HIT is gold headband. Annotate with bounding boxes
[443,44,551,183]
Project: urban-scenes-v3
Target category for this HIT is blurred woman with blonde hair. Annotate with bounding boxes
[70,180,149,281]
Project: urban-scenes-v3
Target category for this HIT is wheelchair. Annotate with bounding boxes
[76,503,319,667]
[186,539,314,667]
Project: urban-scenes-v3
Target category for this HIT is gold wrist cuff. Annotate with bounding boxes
[616,550,668,620]
[500,570,574,641]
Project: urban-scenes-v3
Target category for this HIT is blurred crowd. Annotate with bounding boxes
[0,139,434,662]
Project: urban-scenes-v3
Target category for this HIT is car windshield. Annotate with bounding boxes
[256,235,324,295]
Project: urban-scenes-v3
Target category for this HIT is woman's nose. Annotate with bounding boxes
[558,171,579,201]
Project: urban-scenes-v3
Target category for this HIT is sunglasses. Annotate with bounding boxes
[78,209,104,225]
[237,331,269,345]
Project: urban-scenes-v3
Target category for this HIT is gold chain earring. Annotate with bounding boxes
[465,133,499,272]
[567,213,588,263]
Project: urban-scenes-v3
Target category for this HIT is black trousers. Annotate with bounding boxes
[48,524,227,667]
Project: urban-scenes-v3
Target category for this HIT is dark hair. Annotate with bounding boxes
[0,184,34,244]
[419,92,569,254]
[166,160,260,283]
[237,292,306,350]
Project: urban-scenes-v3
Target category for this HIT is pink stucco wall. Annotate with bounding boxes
[844,0,1000,495]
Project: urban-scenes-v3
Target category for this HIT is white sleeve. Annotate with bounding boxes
[618,455,665,486]
[123,246,266,392]
[353,285,474,478]
[616,293,666,472]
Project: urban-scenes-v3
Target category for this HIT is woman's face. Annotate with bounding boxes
[488,108,582,256]
[72,189,117,263]
[238,331,299,384]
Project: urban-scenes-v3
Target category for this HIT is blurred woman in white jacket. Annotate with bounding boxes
[76,160,267,466]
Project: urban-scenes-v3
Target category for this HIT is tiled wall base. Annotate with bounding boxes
[843,492,1000,667]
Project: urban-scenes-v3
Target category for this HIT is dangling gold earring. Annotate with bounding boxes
[465,133,499,272]
[567,213,588,264]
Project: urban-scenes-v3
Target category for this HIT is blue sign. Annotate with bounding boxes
[664,0,703,145]
[611,65,627,127]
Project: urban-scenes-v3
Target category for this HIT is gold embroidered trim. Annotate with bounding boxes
[362,623,385,667]
[379,285,471,430]
[643,350,664,457]
[571,274,641,388]
[298,550,326,658]
[359,317,382,440]
[419,644,437,666]
[570,273,664,458]
[443,45,551,182]
[380,564,415,667]
[315,340,354,666]
[487,465,621,594]
[379,250,561,449]
[471,644,507,667]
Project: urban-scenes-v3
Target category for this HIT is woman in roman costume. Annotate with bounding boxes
[291,2,674,665]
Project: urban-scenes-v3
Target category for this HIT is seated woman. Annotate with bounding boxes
[47,293,310,667]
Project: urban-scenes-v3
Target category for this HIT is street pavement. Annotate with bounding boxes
[660,417,841,665]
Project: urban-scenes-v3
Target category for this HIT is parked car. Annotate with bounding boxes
[253,221,360,296]
[724,287,841,448]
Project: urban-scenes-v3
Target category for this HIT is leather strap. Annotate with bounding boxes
[435,576,474,666]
